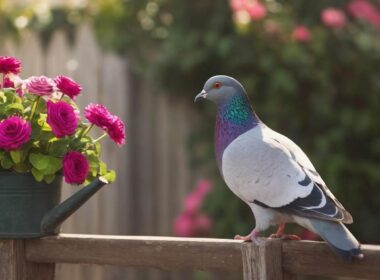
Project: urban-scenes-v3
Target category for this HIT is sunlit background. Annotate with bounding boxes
[1,0,380,279]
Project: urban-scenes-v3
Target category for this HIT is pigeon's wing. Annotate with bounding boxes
[222,125,352,223]
[266,127,353,223]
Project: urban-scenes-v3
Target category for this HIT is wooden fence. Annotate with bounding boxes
[1,235,379,280]
[0,24,199,280]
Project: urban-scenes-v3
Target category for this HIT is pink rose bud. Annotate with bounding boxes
[54,75,82,100]
[246,1,267,21]
[0,56,21,75]
[106,116,126,145]
[62,151,89,184]
[46,101,79,138]
[173,213,195,237]
[321,8,347,29]
[24,76,55,96]
[292,26,311,43]
[2,77,14,88]
[84,103,114,129]
[347,0,380,28]
[0,116,31,151]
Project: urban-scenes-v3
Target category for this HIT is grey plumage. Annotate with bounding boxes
[196,75,364,261]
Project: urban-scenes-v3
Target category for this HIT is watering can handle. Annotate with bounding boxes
[41,178,107,234]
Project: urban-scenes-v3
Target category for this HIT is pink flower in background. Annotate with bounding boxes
[24,76,55,96]
[84,103,114,129]
[229,0,267,21]
[174,213,195,237]
[292,26,311,43]
[173,179,214,237]
[322,8,347,29]
[0,56,21,75]
[47,101,78,138]
[347,0,380,28]
[54,75,82,100]
[106,116,126,145]
[62,151,89,184]
[246,1,267,21]
[230,0,246,12]
[0,116,31,151]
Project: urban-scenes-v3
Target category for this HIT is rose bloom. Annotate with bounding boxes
[24,76,55,96]
[2,77,14,88]
[62,151,89,184]
[0,116,31,151]
[54,75,82,100]
[84,103,114,129]
[246,1,267,21]
[47,101,78,138]
[106,116,126,145]
[322,8,347,29]
[347,0,380,28]
[0,56,21,75]
[292,26,311,43]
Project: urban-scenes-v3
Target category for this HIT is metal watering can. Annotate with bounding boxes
[0,171,107,238]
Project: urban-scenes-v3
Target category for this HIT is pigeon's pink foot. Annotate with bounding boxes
[234,229,260,244]
[269,223,301,241]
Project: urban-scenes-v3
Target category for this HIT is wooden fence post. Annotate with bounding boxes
[242,239,283,280]
[0,240,55,280]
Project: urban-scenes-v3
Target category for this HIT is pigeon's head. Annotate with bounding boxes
[194,75,247,105]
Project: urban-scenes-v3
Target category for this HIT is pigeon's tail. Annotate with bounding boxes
[293,216,363,261]
[308,219,364,261]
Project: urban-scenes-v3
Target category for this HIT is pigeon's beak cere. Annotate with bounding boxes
[194,89,207,102]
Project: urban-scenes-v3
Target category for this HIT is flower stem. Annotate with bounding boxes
[29,96,41,120]
[93,133,108,143]
[79,124,94,138]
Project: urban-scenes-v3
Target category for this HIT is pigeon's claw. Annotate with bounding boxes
[268,223,301,240]
[234,228,260,244]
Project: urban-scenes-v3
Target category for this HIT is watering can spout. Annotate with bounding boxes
[41,178,107,235]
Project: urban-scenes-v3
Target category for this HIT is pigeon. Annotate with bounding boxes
[195,75,364,261]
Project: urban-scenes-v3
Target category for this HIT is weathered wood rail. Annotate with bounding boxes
[1,234,379,280]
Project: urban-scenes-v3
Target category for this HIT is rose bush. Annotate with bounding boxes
[0,56,126,185]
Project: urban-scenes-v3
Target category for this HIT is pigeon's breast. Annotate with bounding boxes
[221,124,308,206]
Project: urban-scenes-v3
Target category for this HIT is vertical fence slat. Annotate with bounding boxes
[242,239,283,280]
[0,240,54,280]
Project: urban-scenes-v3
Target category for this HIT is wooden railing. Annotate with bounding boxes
[1,234,379,280]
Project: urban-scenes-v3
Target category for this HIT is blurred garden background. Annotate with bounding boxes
[1,0,380,279]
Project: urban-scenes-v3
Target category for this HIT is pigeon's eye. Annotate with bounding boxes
[213,82,221,89]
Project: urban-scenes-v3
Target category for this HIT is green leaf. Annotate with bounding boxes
[44,174,55,184]
[6,103,24,113]
[10,150,22,164]
[29,153,62,175]
[13,162,30,173]
[99,170,116,184]
[32,168,44,182]
[29,153,49,170]
[1,156,13,169]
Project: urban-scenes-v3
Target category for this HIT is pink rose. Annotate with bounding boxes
[0,56,21,75]
[47,101,78,138]
[106,116,126,145]
[292,26,311,43]
[62,151,89,184]
[322,8,347,29]
[54,75,82,100]
[184,192,203,213]
[24,76,55,96]
[173,213,195,237]
[2,77,14,88]
[347,0,380,28]
[230,0,246,12]
[195,179,213,196]
[246,1,267,21]
[84,103,114,129]
[0,116,31,151]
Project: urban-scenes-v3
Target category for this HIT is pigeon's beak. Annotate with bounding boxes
[194,89,207,102]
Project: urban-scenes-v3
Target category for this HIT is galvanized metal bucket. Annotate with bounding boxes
[0,171,107,238]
